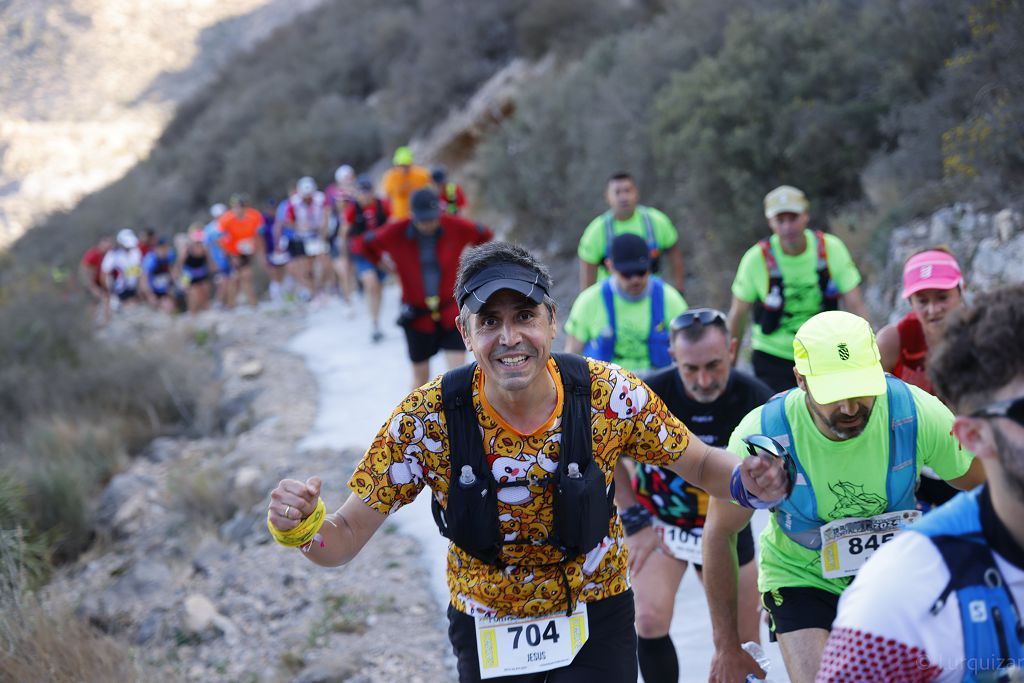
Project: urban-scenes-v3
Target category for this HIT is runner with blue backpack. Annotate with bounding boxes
[818,283,1024,682]
[564,233,687,373]
[577,172,686,295]
[702,310,986,683]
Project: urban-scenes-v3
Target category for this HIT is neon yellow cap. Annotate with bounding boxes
[393,146,414,165]
[793,311,885,404]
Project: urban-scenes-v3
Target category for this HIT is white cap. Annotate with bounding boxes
[210,203,227,218]
[334,165,354,182]
[297,176,317,196]
[117,228,139,249]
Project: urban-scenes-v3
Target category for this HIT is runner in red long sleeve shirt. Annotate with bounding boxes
[352,188,492,388]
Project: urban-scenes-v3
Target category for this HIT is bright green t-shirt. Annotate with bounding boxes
[577,206,679,280]
[731,230,861,360]
[564,278,688,373]
[727,383,973,596]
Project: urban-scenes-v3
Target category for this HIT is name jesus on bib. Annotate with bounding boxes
[820,510,921,579]
[476,604,588,679]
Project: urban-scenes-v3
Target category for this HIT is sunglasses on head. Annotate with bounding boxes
[971,396,1024,428]
[670,308,727,333]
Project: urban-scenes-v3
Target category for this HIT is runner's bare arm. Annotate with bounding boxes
[839,285,869,320]
[665,438,787,503]
[726,297,751,365]
[268,478,387,567]
[579,259,597,291]
[875,323,900,373]
[946,457,986,490]
[563,335,584,355]
[703,496,764,683]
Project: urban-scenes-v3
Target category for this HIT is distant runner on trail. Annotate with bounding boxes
[431,165,467,216]
[703,311,985,683]
[342,175,391,342]
[101,228,144,316]
[817,283,1024,683]
[621,308,771,683]
[351,188,492,388]
[577,172,685,295]
[267,241,791,683]
[80,235,112,322]
[285,177,331,301]
[565,233,687,373]
[877,247,966,511]
[727,185,868,393]
[140,237,179,313]
[218,193,265,308]
[180,226,214,314]
[381,146,431,220]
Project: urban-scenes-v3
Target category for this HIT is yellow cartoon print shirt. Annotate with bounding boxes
[347,357,693,618]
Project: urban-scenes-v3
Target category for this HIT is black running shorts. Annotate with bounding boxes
[761,586,841,641]
[404,325,465,363]
[447,590,638,683]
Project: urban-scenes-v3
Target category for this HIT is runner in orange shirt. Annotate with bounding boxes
[381,146,431,219]
[218,193,265,307]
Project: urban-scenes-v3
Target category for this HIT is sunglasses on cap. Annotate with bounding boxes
[743,434,796,498]
[670,308,727,333]
[971,396,1024,429]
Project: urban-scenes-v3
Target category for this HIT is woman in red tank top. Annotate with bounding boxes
[877,247,964,394]
[877,248,965,509]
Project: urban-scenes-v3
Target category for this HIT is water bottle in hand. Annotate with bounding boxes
[741,641,772,683]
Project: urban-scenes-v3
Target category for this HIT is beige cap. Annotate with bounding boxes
[764,185,809,218]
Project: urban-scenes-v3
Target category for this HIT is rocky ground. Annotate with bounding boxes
[48,303,454,682]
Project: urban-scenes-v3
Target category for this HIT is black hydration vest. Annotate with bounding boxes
[431,353,615,569]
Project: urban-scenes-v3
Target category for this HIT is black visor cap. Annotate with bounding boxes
[457,263,548,313]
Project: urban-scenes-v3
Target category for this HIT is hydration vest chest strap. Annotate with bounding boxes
[432,353,614,568]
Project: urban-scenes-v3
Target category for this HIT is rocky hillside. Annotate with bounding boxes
[864,205,1024,325]
[0,0,324,246]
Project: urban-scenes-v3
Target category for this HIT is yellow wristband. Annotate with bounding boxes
[267,498,327,547]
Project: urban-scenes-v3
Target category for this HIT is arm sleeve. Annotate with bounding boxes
[577,216,607,265]
[648,208,679,250]
[730,246,764,303]
[824,234,863,294]
[563,286,599,343]
[346,383,447,516]
[912,387,973,480]
[663,283,688,318]
[617,369,693,467]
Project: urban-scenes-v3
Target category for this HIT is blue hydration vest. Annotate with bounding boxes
[603,206,661,271]
[760,375,918,549]
[913,488,1024,681]
[582,277,672,370]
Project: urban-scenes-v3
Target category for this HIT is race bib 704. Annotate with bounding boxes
[475,604,588,679]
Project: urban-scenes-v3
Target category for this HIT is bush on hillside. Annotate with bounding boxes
[0,277,212,563]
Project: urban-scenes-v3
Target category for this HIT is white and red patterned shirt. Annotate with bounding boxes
[818,524,1024,681]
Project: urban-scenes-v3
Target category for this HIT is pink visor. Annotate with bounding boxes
[901,250,963,299]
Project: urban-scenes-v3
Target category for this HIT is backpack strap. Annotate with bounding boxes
[603,211,615,262]
[885,376,918,512]
[434,363,504,565]
[814,230,840,311]
[647,278,672,369]
[762,391,823,549]
[582,280,618,362]
[551,353,593,472]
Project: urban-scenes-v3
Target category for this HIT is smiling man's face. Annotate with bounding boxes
[457,289,557,395]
